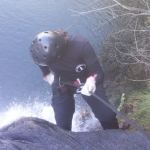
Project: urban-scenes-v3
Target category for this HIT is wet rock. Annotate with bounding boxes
[0,117,150,150]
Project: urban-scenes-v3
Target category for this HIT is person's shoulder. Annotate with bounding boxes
[67,34,88,43]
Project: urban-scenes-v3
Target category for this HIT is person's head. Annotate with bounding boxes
[30,30,68,66]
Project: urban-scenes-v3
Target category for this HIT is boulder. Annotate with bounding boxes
[0,117,149,150]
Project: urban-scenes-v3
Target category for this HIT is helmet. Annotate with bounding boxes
[30,31,66,66]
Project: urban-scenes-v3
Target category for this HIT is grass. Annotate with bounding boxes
[123,89,150,132]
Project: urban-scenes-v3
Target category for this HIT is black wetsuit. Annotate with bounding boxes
[39,34,119,130]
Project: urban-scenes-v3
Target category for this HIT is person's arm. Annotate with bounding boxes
[80,40,104,96]
[38,65,54,84]
[82,41,104,85]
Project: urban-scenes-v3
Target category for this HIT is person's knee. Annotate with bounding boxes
[103,112,117,122]
[100,118,119,130]
[94,110,119,129]
[99,113,119,129]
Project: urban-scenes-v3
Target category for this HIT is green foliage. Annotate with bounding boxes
[117,93,125,111]
[123,90,150,131]
[98,0,150,106]
[134,101,150,128]
[99,17,150,105]
[96,0,150,131]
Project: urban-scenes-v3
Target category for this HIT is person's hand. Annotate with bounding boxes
[43,73,54,84]
[81,76,96,96]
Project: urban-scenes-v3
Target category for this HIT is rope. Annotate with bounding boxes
[58,80,150,139]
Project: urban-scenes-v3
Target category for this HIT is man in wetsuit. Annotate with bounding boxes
[30,30,119,131]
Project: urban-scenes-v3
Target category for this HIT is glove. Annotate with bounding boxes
[43,73,54,85]
[81,76,96,96]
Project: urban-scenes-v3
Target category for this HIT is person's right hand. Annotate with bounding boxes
[81,76,96,96]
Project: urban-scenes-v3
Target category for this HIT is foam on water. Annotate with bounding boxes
[0,101,101,132]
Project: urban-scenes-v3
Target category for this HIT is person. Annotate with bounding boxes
[30,29,119,131]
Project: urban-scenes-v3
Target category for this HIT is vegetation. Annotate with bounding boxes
[126,88,150,130]
[117,93,125,111]
[98,0,150,130]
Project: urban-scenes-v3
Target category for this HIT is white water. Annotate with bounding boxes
[0,101,101,132]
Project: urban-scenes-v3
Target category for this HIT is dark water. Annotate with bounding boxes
[0,0,119,108]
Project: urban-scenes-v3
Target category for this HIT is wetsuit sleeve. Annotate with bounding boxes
[38,65,50,77]
[82,41,104,85]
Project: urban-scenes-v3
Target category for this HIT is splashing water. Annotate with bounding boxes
[0,101,101,132]
[0,101,56,128]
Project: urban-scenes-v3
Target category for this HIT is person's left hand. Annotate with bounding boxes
[81,76,96,96]
[43,73,54,85]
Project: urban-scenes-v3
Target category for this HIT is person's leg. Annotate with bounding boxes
[51,82,75,130]
[82,84,119,130]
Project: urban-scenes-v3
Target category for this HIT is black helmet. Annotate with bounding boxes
[30,31,66,66]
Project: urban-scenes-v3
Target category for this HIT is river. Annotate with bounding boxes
[0,0,120,131]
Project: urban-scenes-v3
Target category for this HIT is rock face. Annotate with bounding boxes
[0,117,149,150]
